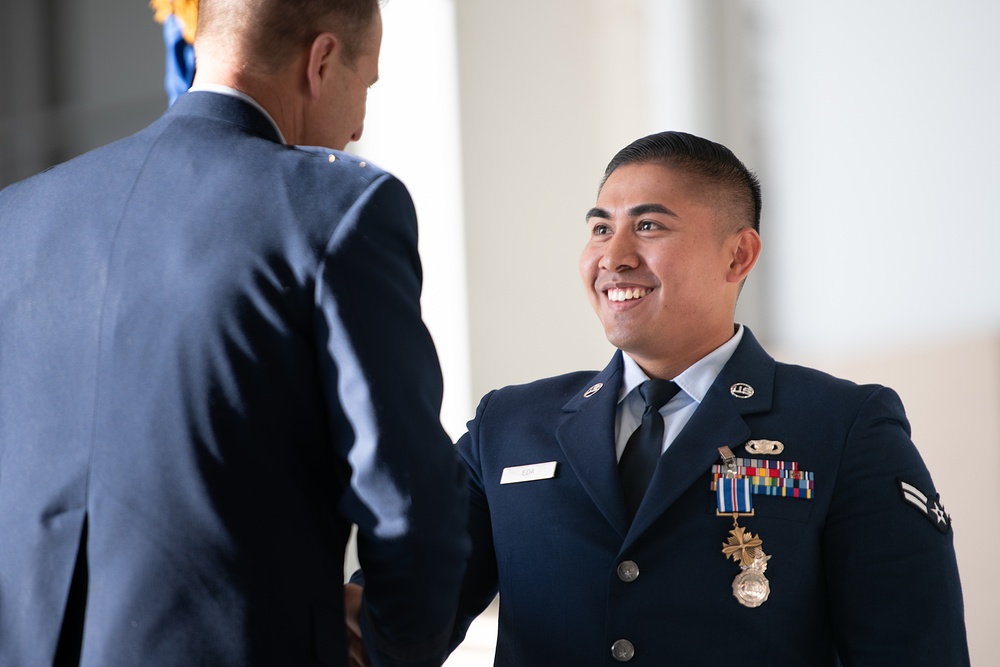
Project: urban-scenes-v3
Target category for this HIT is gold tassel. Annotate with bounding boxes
[150,0,199,44]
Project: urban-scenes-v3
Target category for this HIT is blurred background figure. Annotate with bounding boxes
[149,0,197,105]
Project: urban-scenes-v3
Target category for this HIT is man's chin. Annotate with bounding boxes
[602,329,645,355]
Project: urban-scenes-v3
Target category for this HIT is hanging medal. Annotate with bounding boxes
[716,446,771,608]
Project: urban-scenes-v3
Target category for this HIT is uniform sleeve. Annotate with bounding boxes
[824,386,969,666]
[316,174,470,667]
[449,390,502,651]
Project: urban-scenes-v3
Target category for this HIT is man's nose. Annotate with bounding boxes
[599,230,639,271]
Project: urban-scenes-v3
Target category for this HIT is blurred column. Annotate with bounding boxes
[454,0,652,402]
[641,0,770,340]
[0,0,166,190]
[0,0,60,187]
[350,0,472,439]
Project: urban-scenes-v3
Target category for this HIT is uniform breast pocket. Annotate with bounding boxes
[750,494,815,523]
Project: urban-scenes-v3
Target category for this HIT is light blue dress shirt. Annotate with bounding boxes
[614,324,745,461]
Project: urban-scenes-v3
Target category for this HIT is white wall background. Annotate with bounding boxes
[755,0,1000,357]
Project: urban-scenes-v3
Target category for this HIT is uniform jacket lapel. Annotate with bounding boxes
[555,351,631,538]
[626,329,776,542]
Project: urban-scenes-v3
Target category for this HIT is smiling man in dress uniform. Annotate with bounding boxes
[439,131,969,665]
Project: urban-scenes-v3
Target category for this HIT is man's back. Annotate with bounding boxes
[0,92,468,666]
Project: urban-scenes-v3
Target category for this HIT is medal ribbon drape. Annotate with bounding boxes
[619,380,680,518]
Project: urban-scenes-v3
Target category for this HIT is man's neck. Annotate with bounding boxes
[628,324,740,381]
[187,81,288,145]
[192,61,301,144]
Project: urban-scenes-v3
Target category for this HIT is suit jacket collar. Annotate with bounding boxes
[167,90,284,145]
[555,328,776,543]
[556,350,630,537]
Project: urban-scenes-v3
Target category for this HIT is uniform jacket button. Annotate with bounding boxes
[611,639,635,661]
[617,560,639,582]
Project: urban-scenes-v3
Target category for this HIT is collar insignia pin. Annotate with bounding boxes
[583,382,603,398]
[730,382,754,399]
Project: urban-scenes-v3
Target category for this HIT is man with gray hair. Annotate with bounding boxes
[0,1,468,665]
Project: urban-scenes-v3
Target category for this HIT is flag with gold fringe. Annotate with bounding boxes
[150,0,199,105]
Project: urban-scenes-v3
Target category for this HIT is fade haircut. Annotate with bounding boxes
[198,0,381,72]
[600,131,762,235]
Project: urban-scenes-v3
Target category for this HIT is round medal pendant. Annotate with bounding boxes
[732,568,770,608]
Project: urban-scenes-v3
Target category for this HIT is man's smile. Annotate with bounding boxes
[606,287,652,302]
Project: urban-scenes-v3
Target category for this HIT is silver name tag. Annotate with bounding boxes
[500,461,558,485]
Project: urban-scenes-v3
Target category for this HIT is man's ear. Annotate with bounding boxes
[305,32,339,100]
[726,227,761,284]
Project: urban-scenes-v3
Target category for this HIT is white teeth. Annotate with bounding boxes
[608,288,649,302]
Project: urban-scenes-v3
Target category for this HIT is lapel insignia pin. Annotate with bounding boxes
[730,383,754,399]
[583,382,603,397]
[745,439,784,455]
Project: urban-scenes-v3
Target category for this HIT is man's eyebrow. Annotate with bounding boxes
[585,203,679,222]
[585,207,610,221]
[628,203,678,218]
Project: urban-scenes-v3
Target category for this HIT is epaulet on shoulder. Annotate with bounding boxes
[774,359,872,394]
[292,147,385,173]
[775,360,829,381]
[496,369,600,396]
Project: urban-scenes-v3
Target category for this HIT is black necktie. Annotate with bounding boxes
[619,379,680,519]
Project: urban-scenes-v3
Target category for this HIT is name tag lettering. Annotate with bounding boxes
[500,461,558,485]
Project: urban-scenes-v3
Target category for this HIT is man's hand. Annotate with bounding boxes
[344,583,370,667]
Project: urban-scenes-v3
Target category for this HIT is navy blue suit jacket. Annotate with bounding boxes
[454,329,968,665]
[0,92,468,667]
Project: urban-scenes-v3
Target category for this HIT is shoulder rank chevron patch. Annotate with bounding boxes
[899,479,952,534]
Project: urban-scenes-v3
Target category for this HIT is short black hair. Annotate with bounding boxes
[601,131,761,234]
